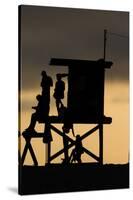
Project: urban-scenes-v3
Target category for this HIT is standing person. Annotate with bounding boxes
[41,70,53,103]
[62,107,75,137]
[53,74,65,115]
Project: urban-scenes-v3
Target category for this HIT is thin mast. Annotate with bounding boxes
[103,29,107,61]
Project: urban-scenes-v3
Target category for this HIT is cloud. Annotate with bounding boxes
[20,5,129,91]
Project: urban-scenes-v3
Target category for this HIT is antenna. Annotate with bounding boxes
[103,29,107,61]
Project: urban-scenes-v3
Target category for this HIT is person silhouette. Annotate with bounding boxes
[62,107,75,163]
[70,135,84,163]
[53,74,65,115]
[25,94,49,132]
[41,70,53,103]
[62,107,75,137]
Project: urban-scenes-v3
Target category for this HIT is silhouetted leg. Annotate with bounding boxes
[71,126,75,137]
[60,100,64,107]
[45,142,51,165]
[27,113,37,130]
[78,157,82,164]
[99,124,103,165]
[63,134,69,162]
[70,150,75,163]
[56,99,60,114]
[71,157,74,163]
[48,142,51,164]
[69,153,72,163]
[69,149,73,163]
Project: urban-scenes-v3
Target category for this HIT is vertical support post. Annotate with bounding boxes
[45,142,51,164]
[48,142,51,164]
[99,124,103,165]
[44,121,51,165]
[63,134,69,162]
[45,143,47,165]
[45,143,48,164]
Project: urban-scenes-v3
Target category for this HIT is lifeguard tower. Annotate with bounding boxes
[49,58,113,165]
[21,57,113,166]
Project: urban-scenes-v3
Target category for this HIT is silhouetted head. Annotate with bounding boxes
[36,94,41,101]
[56,74,61,80]
[41,70,47,77]
[76,135,80,140]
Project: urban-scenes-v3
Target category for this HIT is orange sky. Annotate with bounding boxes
[19,6,129,166]
[19,80,129,165]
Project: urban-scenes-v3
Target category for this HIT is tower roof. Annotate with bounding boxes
[50,58,113,69]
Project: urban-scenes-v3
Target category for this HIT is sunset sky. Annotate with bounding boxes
[19,5,129,165]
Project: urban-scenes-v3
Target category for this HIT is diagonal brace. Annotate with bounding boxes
[50,124,100,162]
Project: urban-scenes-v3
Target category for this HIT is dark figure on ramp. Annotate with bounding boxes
[69,135,84,163]
[62,107,75,163]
